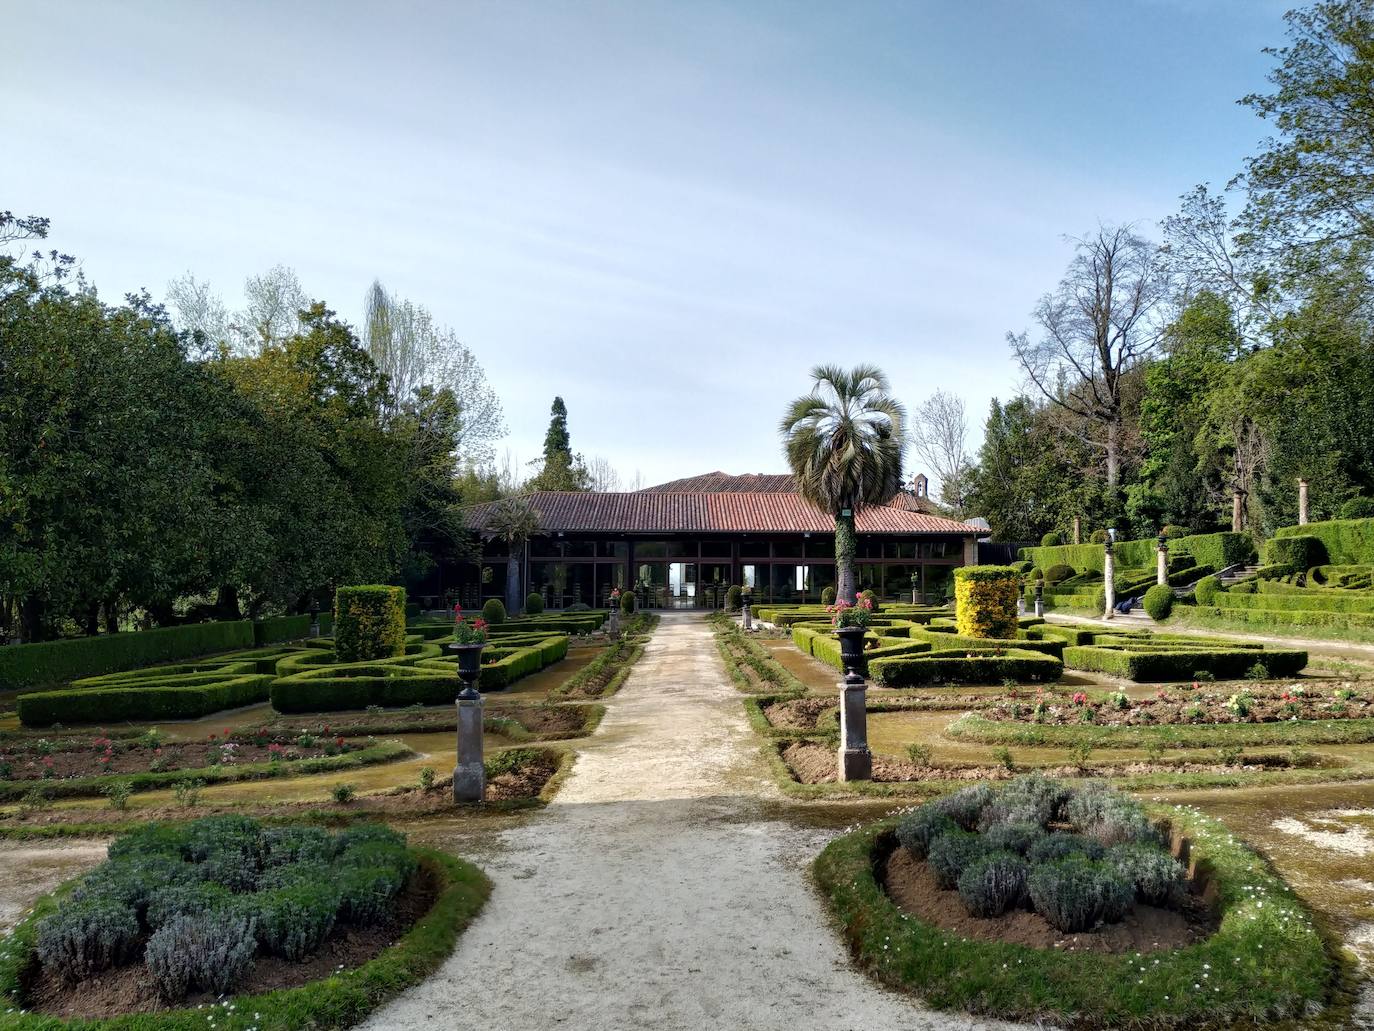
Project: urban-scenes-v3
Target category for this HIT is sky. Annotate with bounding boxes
[3,0,1290,489]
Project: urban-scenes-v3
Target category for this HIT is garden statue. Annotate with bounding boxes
[608,588,622,640]
[741,589,752,631]
[449,605,489,802]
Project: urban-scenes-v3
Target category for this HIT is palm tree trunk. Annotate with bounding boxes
[506,552,521,614]
[834,511,857,603]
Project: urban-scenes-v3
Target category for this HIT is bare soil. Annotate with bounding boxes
[762,697,836,730]
[265,704,590,739]
[882,848,1213,954]
[28,865,438,1019]
[781,741,1285,785]
[0,731,361,781]
[985,684,1373,727]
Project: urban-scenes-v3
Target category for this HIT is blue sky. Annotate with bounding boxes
[3,0,1289,487]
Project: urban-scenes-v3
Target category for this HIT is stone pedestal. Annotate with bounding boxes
[741,602,752,631]
[1034,581,1044,618]
[837,673,872,782]
[454,693,486,803]
[1157,545,1168,586]
[609,607,621,641]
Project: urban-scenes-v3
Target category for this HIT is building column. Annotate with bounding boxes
[1299,478,1310,525]
[962,536,977,567]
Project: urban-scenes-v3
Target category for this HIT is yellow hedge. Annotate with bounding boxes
[954,566,1020,639]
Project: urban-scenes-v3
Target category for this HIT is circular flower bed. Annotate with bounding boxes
[0,815,490,1025]
[814,777,1335,1026]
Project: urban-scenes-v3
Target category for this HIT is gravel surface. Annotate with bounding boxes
[363,612,1027,1031]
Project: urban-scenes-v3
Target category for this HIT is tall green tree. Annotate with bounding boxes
[779,365,906,603]
[527,396,589,491]
[485,496,542,613]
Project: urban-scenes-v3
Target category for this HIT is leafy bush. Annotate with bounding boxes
[1027,832,1105,864]
[927,830,990,890]
[931,784,994,829]
[1142,584,1174,621]
[1339,497,1374,520]
[1027,856,1133,932]
[1040,531,1063,547]
[263,825,333,867]
[145,882,238,930]
[1043,563,1075,584]
[525,592,544,614]
[18,673,273,727]
[1090,529,1109,544]
[979,820,1045,856]
[957,851,1028,917]
[620,590,636,614]
[868,648,1063,687]
[334,585,407,662]
[1274,516,1374,565]
[1161,524,1188,538]
[35,898,140,981]
[859,589,878,608]
[820,586,836,606]
[1195,574,1221,605]
[953,565,1020,639]
[1107,842,1184,906]
[1028,567,1042,582]
[895,806,958,860]
[145,911,257,999]
[481,598,507,624]
[1064,784,1157,846]
[337,865,407,925]
[255,881,340,960]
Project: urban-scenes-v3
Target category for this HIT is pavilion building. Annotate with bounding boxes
[446,472,984,610]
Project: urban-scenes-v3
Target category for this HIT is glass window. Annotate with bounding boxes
[773,539,803,558]
[597,540,628,559]
[922,540,956,559]
[665,540,695,559]
[634,540,668,559]
[741,564,760,589]
[805,538,834,559]
[887,541,917,559]
[529,538,564,558]
[856,538,884,559]
[700,540,732,558]
[564,539,596,558]
[810,563,835,599]
[770,564,800,603]
[739,539,770,557]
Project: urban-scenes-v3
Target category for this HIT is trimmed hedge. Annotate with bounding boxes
[1193,605,1374,630]
[253,614,313,646]
[18,674,274,727]
[1019,532,1252,576]
[1142,584,1173,621]
[1212,591,1374,614]
[1274,515,1374,565]
[953,566,1020,639]
[0,621,254,693]
[1264,534,1323,569]
[1063,645,1308,681]
[334,586,407,662]
[868,648,1063,687]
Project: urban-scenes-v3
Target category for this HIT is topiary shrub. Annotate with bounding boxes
[859,589,879,610]
[927,830,990,890]
[481,598,507,624]
[1265,534,1322,570]
[525,592,544,615]
[957,851,1029,917]
[1040,531,1064,547]
[820,585,836,606]
[1043,563,1075,584]
[895,806,958,861]
[35,898,140,981]
[1090,529,1109,544]
[953,565,1020,639]
[1194,574,1221,605]
[1142,584,1174,621]
[1027,855,1134,932]
[620,590,636,614]
[1107,841,1185,906]
[1339,496,1374,520]
[145,911,257,999]
[1028,567,1043,583]
[334,585,407,662]
[1027,832,1105,864]
[1161,524,1188,539]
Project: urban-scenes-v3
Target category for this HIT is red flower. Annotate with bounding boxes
[1071,692,1088,706]
[472,618,488,630]
[335,736,345,747]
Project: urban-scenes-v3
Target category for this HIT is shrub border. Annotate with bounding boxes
[0,844,491,1030]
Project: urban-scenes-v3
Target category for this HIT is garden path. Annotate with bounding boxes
[363,612,1023,1031]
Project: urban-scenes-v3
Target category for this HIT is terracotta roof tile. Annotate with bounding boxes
[462,491,980,535]
[639,471,937,514]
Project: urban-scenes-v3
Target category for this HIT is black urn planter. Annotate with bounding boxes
[448,641,486,697]
[834,626,867,679]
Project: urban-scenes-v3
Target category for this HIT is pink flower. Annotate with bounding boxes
[1071,692,1088,706]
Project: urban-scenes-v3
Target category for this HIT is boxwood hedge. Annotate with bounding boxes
[1063,644,1308,681]
[17,673,275,727]
[868,648,1063,687]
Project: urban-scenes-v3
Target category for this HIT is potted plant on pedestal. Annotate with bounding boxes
[449,604,489,697]
[827,595,874,678]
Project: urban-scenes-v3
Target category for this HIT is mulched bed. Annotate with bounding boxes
[264,704,589,739]
[983,683,1374,727]
[27,864,439,1020]
[780,741,1284,786]
[882,848,1214,954]
[0,731,362,782]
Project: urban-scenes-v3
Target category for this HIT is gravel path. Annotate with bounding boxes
[363,613,1023,1031]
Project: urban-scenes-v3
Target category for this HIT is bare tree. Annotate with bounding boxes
[907,390,971,516]
[363,280,506,464]
[166,272,230,348]
[627,469,644,492]
[585,456,623,492]
[235,265,307,353]
[1008,224,1170,487]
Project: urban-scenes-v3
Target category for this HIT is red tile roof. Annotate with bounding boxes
[640,471,937,514]
[462,491,980,535]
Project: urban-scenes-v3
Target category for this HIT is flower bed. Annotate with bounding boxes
[0,816,490,1025]
[814,778,1334,1027]
[263,702,603,741]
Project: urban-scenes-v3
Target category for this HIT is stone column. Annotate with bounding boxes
[1072,516,1082,545]
[453,693,486,803]
[1103,539,1116,620]
[1157,537,1169,586]
[741,600,752,631]
[962,536,978,567]
[1232,489,1244,532]
[1299,478,1310,525]
[837,672,872,781]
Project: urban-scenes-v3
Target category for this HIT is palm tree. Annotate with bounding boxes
[486,496,542,613]
[780,365,906,603]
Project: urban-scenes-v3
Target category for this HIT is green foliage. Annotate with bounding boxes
[0,621,254,693]
[1090,529,1109,544]
[17,672,272,727]
[1027,832,1105,864]
[1026,856,1134,933]
[820,585,836,606]
[1040,531,1063,547]
[332,782,357,803]
[1042,563,1074,584]
[1340,497,1374,519]
[335,585,407,662]
[620,590,637,614]
[482,598,508,624]
[1142,583,1174,621]
[524,592,544,614]
[255,881,340,961]
[1194,574,1221,605]
[895,807,958,861]
[926,829,989,890]
[1107,842,1185,905]
[980,820,1045,856]
[1064,642,1307,682]
[957,851,1029,918]
[868,648,1063,687]
[1275,516,1374,565]
[145,911,257,999]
